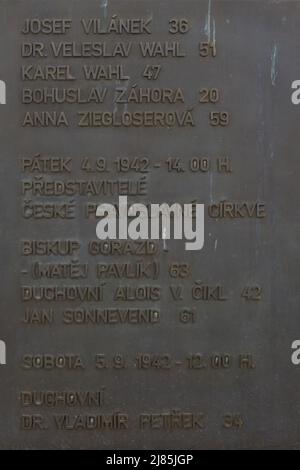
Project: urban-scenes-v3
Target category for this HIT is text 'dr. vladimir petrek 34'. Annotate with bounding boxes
[0,0,299,451]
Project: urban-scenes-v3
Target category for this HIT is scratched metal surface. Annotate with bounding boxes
[0,0,300,449]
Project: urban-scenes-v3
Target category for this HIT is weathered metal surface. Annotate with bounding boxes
[0,0,299,449]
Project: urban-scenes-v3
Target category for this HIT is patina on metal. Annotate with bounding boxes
[0,0,299,449]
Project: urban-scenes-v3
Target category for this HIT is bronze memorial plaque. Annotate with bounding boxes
[0,0,300,450]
